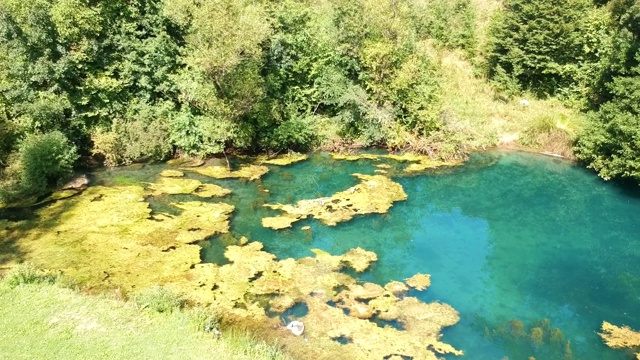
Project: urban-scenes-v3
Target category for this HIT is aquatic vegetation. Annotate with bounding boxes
[34,189,81,205]
[149,177,231,198]
[186,164,269,181]
[330,152,462,173]
[186,241,462,360]
[405,273,431,290]
[485,318,572,359]
[599,321,640,359]
[330,153,380,161]
[165,158,205,167]
[160,170,185,177]
[254,153,308,166]
[384,281,409,294]
[149,177,201,195]
[262,174,407,229]
[0,185,234,291]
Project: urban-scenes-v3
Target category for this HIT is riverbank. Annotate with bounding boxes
[0,265,290,360]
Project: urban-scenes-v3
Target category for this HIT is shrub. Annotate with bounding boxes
[18,131,78,196]
[3,263,59,288]
[189,307,221,333]
[134,286,184,314]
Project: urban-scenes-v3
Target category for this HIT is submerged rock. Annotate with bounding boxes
[262,174,407,229]
[61,174,90,190]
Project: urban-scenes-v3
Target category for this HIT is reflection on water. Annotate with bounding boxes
[93,151,640,359]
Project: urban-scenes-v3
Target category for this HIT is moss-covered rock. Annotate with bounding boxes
[262,174,407,229]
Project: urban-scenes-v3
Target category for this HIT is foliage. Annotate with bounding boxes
[574,0,640,180]
[3,263,59,288]
[134,286,184,314]
[486,0,603,98]
[0,0,638,181]
[0,131,78,202]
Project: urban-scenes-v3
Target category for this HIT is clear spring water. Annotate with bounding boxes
[100,151,640,359]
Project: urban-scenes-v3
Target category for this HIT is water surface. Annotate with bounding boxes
[100,151,640,359]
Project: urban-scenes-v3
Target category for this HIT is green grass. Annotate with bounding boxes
[0,274,291,360]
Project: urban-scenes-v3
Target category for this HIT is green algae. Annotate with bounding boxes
[186,164,269,181]
[330,153,380,161]
[405,273,431,291]
[255,153,308,166]
[484,318,572,359]
[159,170,185,177]
[599,322,640,359]
[149,177,201,195]
[185,241,462,360]
[262,174,407,229]
[330,152,462,173]
[148,177,231,198]
[166,157,205,168]
[0,185,234,292]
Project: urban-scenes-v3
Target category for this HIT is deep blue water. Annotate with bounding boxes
[100,151,640,359]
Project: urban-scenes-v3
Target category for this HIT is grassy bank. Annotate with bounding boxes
[0,266,290,360]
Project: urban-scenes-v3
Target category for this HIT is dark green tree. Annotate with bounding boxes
[487,0,600,97]
[574,0,640,180]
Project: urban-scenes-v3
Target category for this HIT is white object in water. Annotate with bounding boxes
[286,321,305,336]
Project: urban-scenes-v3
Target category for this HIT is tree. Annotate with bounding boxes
[487,0,601,98]
[574,0,640,181]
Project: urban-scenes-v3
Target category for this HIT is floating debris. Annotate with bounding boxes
[286,320,305,336]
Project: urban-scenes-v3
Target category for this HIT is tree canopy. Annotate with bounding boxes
[1,0,640,201]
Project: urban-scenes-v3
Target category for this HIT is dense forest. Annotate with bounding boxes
[0,0,638,203]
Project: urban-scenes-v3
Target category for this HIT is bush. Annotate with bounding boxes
[19,131,78,194]
[3,263,59,288]
[189,307,221,333]
[91,101,175,166]
[134,286,184,314]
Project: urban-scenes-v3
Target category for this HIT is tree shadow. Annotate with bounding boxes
[0,196,79,269]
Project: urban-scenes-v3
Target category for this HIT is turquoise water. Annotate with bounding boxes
[95,151,640,359]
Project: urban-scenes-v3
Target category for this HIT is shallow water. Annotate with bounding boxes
[95,151,640,359]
